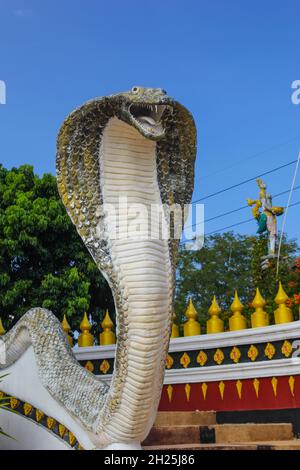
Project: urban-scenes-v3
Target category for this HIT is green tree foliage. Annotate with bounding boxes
[0,164,114,332]
[175,232,298,331]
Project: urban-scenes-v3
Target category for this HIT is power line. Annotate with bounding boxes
[199,134,300,182]
[192,159,298,204]
[180,200,300,245]
[185,185,300,230]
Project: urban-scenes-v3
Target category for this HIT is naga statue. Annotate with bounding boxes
[0,87,196,450]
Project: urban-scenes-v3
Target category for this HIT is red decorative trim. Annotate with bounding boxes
[159,375,300,412]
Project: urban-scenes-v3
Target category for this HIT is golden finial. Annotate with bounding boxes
[0,318,5,336]
[251,288,269,328]
[207,295,224,334]
[274,282,293,324]
[229,291,247,331]
[171,312,179,338]
[183,299,201,336]
[78,312,94,347]
[100,310,116,345]
[61,314,73,346]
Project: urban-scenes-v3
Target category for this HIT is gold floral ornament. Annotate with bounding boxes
[99,359,110,374]
[84,360,94,373]
[248,344,259,361]
[69,431,76,446]
[197,350,208,367]
[47,417,56,430]
[180,352,191,368]
[264,342,276,359]
[36,409,44,422]
[214,348,224,365]
[59,424,66,438]
[281,340,292,358]
[10,397,19,409]
[23,403,33,416]
[165,354,174,369]
[230,346,241,363]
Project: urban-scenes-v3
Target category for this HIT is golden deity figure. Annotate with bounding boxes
[247,179,284,261]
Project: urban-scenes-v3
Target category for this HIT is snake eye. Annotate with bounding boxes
[132,86,140,94]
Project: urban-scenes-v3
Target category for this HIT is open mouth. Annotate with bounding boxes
[128,103,170,136]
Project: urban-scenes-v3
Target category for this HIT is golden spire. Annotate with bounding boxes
[229,291,247,331]
[171,312,179,338]
[207,295,224,334]
[61,314,73,346]
[183,299,201,336]
[274,282,293,324]
[251,288,269,328]
[78,312,94,347]
[100,310,116,345]
[0,318,5,336]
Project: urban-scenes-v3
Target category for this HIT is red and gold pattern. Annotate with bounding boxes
[248,344,259,361]
[180,352,191,368]
[264,342,276,359]
[99,359,110,374]
[214,348,224,365]
[197,350,208,367]
[165,354,174,369]
[281,340,293,358]
[230,346,241,363]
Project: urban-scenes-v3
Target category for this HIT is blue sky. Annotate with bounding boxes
[0,0,299,244]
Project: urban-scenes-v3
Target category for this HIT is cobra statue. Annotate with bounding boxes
[0,87,196,449]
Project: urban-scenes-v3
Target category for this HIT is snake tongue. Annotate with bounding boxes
[138,116,157,126]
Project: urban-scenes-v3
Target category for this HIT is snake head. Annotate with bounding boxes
[116,86,174,140]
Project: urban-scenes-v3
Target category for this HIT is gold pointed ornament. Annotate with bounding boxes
[78,312,94,347]
[207,296,224,334]
[236,380,243,399]
[0,318,5,336]
[61,314,73,346]
[288,376,295,397]
[229,291,247,331]
[100,310,116,345]
[274,282,293,324]
[253,378,260,398]
[251,288,269,328]
[183,299,201,336]
[171,312,179,338]
[271,377,278,397]
[167,384,173,403]
[185,383,191,402]
[219,381,225,400]
[201,382,208,400]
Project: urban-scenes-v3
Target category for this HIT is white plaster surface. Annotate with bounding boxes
[0,409,69,450]
[0,346,96,450]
